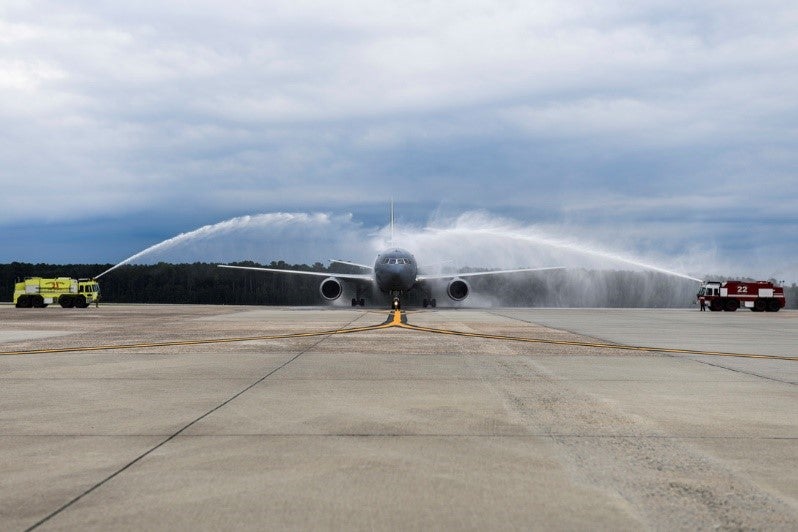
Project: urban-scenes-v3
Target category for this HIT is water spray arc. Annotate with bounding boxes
[94,209,703,310]
[96,213,338,279]
[422,227,704,283]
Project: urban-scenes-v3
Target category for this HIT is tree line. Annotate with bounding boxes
[1,262,795,308]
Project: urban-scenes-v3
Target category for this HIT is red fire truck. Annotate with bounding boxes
[697,280,786,312]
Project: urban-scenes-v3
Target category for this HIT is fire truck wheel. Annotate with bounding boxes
[60,296,75,308]
[15,296,31,308]
[766,300,780,312]
[724,299,739,312]
[32,295,45,308]
[75,296,88,308]
[753,299,767,312]
[709,300,723,311]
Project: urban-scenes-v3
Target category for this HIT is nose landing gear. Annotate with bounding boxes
[392,297,401,310]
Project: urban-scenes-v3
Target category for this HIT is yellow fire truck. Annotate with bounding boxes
[14,277,101,308]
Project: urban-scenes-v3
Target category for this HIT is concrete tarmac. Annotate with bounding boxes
[0,304,796,530]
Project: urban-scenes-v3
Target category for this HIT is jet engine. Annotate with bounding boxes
[446,278,470,301]
[319,277,343,300]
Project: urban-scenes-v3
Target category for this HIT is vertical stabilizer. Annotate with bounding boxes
[390,199,395,247]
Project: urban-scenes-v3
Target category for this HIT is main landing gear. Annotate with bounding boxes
[422,288,436,308]
[351,286,366,307]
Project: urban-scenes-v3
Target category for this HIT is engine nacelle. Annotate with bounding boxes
[446,278,470,301]
[319,277,343,301]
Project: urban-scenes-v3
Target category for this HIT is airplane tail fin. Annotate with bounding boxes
[390,199,395,246]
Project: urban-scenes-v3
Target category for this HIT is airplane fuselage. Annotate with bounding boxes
[374,248,418,293]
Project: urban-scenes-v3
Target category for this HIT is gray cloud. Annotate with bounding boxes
[0,1,796,278]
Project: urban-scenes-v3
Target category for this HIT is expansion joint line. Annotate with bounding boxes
[24,311,368,531]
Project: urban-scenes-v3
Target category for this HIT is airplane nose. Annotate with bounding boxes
[379,268,404,289]
[385,271,402,284]
[376,261,415,292]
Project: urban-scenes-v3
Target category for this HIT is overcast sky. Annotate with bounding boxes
[1,1,796,280]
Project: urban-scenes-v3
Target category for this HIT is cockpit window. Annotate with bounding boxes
[383,257,414,265]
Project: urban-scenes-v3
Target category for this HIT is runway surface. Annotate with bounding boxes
[1,305,796,530]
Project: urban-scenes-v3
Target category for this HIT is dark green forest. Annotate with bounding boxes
[1,262,795,308]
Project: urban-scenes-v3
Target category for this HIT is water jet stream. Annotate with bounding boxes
[96,210,703,286]
[424,226,703,282]
[96,213,335,279]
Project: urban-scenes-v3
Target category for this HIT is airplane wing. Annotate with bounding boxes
[329,259,374,271]
[417,267,564,282]
[218,264,373,281]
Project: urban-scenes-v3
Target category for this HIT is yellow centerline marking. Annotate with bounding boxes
[0,309,794,361]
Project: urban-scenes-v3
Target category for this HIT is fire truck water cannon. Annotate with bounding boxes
[697,280,786,312]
